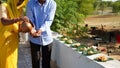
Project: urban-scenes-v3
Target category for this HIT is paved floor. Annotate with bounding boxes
[17,41,57,68]
[18,42,32,68]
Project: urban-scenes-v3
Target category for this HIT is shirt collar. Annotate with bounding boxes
[35,0,49,6]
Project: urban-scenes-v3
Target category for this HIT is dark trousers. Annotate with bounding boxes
[30,41,53,68]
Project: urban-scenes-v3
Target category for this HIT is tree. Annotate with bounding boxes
[112,1,120,14]
[99,1,108,14]
[52,0,85,34]
[52,0,95,38]
[93,0,114,15]
[94,0,102,14]
[77,0,95,16]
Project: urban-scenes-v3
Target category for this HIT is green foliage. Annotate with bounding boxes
[99,1,108,14]
[93,0,120,15]
[52,0,84,32]
[51,0,120,38]
[94,0,108,14]
[52,0,95,38]
[112,1,120,14]
[77,0,95,16]
[94,0,101,14]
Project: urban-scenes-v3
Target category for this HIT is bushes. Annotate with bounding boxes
[52,0,94,38]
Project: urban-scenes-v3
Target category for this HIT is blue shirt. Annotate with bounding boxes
[26,0,56,45]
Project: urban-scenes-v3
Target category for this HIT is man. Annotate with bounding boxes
[26,0,56,68]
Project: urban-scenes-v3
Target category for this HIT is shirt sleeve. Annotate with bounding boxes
[26,2,35,27]
[40,1,57,32]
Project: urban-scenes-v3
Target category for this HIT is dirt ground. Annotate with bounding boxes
[85,15,120,27]
[84,15,120,61]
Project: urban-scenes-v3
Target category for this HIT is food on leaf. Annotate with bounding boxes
[59,36,68,41]
[87,50,94,55]
[80,47,87,51]
[94,55,109,62]
[70,43,81,48]
[65,39,73,44]
[74,43,81,47]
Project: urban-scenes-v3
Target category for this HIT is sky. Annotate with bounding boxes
[102,0,118,1]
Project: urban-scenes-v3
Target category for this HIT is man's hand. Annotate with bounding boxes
[30,29,42,38]
[30,28,36,37]
[35,29,42,36]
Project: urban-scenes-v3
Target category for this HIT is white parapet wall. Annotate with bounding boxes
[51,31,120,68]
